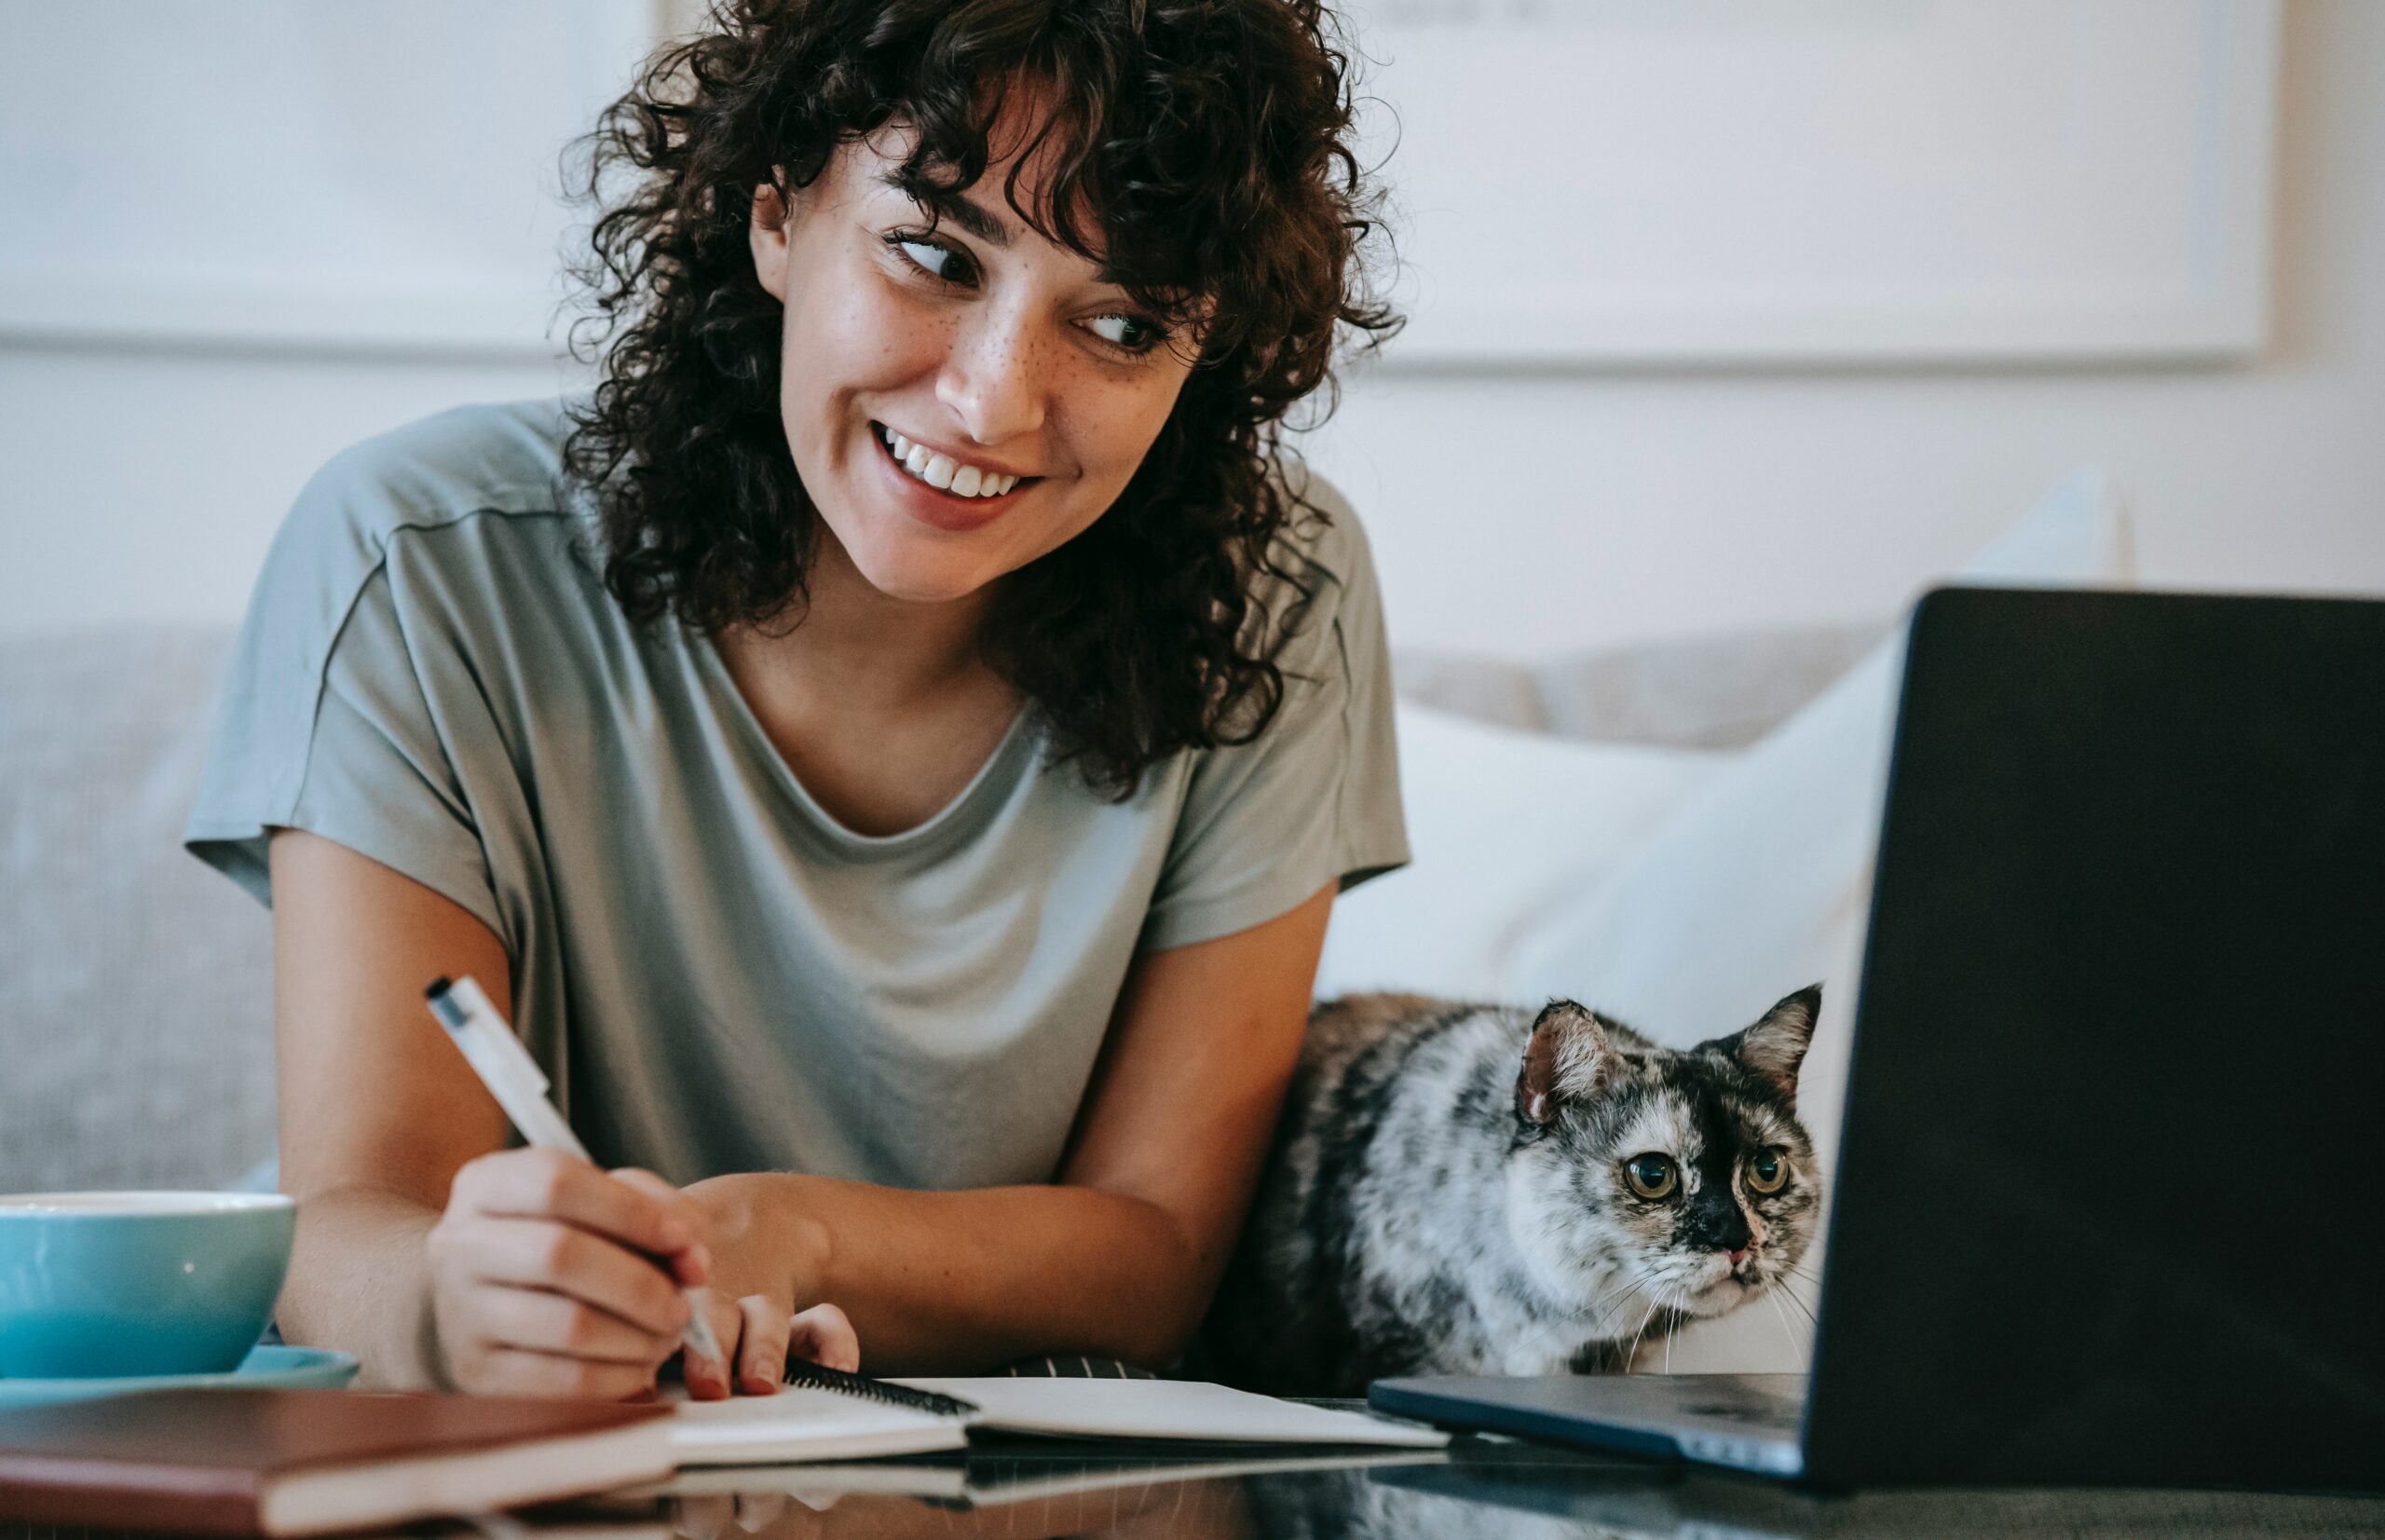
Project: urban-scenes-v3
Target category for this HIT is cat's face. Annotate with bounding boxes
[1503,989,1822,1337]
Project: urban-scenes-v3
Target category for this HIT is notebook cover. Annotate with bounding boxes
[0,1387,669,1534]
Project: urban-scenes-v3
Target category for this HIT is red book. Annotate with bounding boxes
[0,1387,673,1535]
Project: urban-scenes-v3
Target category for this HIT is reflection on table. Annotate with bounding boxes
[500,1433,2385,1540]
[33,1429,2385,1539]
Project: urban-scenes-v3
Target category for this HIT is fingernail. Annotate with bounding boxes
[661,1218,694,1250]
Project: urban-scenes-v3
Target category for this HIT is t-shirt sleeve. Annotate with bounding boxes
[1137,478,1410,953]
[183,461,507,944]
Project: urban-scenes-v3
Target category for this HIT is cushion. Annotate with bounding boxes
[1315,710,1726,1002]
[1322,468,2136,1373]
[1396,620,1886,749]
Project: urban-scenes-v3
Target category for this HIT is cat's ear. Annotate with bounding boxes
[1516,1002,1618,1126]
[1727,985,1822,1102]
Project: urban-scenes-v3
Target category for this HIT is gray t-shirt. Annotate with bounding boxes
[185,400,1407,1191]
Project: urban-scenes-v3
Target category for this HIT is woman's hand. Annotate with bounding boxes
[425,1147,711,1399]
[679,1173,859,1398]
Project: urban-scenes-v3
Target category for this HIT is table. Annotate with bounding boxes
[528,1417,2384,1540]
[27,1420,2385,1538]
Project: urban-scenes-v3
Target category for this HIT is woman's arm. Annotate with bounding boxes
[270,829,715,1395]
[688,882,1337,1375]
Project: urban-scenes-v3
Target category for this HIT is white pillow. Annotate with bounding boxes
[1498,468,2135,1371]
[1315,709,1726,1002]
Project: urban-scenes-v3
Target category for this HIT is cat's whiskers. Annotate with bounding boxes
[1505,1265,1652,1370]
[1764,1287,1808,1370]
[1621,1288,1667,1374]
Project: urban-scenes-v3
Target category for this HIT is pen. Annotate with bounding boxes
[424,974,725,1373]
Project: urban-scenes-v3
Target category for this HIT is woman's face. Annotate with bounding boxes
[751,116,1200,606]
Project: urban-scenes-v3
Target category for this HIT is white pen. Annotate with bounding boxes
[424,974,725,1372]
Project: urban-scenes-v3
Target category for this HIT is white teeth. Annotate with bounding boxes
[880,426,1022,497]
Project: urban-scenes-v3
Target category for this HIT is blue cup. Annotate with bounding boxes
[0,1192,297,1379]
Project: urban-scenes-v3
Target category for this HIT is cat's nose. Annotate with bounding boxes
[1728,1247,1751,1269]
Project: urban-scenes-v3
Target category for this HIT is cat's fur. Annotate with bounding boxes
[1201,988,1823,1397]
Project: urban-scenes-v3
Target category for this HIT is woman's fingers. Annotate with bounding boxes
[472,1345,661,1402]
[470,1284,670,1365]
[732,1492,789,1533]
[441,1215,691,1338]
[605,1166,713,1288]
[734,1294,792,1395]
[680,1287,739,1399]
[672,1492,732,1540]
[451,1151,709,1282]
[786,1302,861,1374]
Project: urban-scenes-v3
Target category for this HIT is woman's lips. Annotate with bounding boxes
[869,423,1034,532]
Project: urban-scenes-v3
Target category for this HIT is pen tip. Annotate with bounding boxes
[425,976,453,1000]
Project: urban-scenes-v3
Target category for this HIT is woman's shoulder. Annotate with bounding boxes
[1247,456,1386,663]
[1263,456,1376,589]
[257,399,597,627]
[289,397,580,551]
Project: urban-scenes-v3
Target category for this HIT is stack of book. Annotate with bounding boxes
[0,1366,1447,1534]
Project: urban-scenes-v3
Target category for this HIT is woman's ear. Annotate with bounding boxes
[750,181,792,301]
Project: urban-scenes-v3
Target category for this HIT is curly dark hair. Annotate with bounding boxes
[564,0,1397,797]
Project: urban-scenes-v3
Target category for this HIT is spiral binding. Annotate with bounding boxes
[783,1360,983,1420]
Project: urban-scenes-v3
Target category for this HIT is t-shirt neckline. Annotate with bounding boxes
[688,627,1041,860]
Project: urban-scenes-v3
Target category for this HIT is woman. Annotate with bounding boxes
[185,0,1401,1399]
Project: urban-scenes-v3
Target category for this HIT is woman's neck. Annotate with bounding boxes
[725,526,1002,717]
[709,525,1025,835]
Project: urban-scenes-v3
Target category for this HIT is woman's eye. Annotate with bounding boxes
[1746,1150,1789,1194]
[1623,1153,1678,1201]
[1085,312,1165,353]
[893,237,974,286]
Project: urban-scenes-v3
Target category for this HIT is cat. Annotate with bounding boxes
[1200,987,1823,1397]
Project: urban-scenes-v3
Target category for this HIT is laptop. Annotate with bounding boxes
[1370,587,2385,1491]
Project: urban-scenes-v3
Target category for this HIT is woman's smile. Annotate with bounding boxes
[865,419,1041,533]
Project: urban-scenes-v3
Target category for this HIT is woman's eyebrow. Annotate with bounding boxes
[879,171,1009,247]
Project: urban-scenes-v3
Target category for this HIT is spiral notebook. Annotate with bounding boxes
[669,1364,1448,1467]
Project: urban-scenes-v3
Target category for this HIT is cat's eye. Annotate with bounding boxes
[1746,1150,1789,1194]
[1623,1153,1678,1200]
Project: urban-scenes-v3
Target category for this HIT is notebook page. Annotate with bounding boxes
[667,1386,968,1466]
[887,1378,1450,1448]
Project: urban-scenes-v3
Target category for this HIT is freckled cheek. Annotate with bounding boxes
[1061,384,1186,494]
[784,279,948,388]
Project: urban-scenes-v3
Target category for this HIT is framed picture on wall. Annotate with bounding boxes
[1347,0,2282,365]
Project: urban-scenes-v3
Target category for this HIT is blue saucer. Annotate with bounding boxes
[0,1344,358,1410]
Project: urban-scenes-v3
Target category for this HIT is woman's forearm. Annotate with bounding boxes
[698,1174,1211,1374]
[277,1186,446,1391]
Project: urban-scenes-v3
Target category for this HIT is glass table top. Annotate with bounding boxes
[32,1416,2385,1539]
[511,1424,2384,1540]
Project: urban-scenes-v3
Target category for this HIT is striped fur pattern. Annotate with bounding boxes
[1201,988,1823,1396]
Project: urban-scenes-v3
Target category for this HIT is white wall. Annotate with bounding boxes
[3,0,2378,656]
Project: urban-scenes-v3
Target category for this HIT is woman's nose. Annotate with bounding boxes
[936,303,1048,447]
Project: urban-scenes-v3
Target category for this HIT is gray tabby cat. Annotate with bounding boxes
[1202,987,1823,1397]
